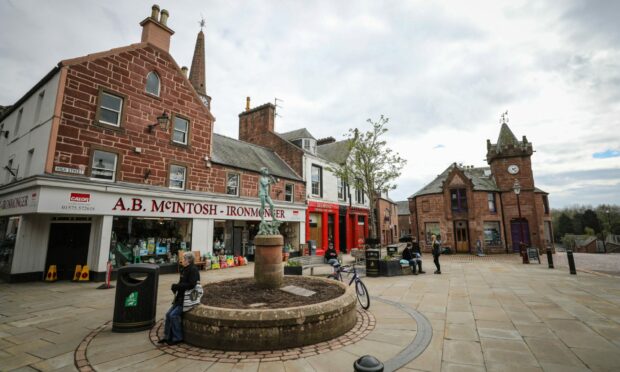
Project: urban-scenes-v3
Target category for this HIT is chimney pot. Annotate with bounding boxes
[246,97,251,111]
[181,66,188,77]
[160,9,169,26]
[150,4,160,20]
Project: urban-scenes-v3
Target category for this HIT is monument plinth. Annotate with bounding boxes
[254,234,283,289]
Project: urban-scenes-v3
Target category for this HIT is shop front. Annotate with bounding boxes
[305,201,369,255]
[0,178,306,282]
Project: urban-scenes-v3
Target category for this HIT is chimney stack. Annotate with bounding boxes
[140,4,175,52]
[246,97,251,111]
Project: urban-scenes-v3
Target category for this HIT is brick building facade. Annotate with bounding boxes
[409,122,554,254]
[0,6,306,282]
[376,193,399,246]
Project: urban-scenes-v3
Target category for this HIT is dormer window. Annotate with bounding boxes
[303,138,316,154]
[146,71,160,96]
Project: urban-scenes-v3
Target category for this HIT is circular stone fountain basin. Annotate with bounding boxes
[183,276,357,351]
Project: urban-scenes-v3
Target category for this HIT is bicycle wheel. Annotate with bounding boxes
[355,280,370,309]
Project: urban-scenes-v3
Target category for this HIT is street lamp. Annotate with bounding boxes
[513,179,529,264]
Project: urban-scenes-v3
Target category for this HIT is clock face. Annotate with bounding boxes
[507,164,520,174]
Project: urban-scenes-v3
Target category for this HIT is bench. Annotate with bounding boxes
[288,255,337,275]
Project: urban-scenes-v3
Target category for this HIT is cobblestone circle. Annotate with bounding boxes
[149,308,376,363]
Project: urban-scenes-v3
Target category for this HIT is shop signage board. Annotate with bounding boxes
[36,187,306,222]
[0,188,40,216]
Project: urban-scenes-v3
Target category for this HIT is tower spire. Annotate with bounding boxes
[189,19,210,107]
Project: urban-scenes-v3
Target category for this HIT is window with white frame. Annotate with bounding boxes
[487,192,497,213]
[483,221,502,245]
[14,108,23,137]
[355,180,365,204]
[337,178,347,200]
[424,222,441,243]
[145,71,160,96]
[91,150,118,181]
[172,115,189,145]
[311,165,322,196]
[227,173,239,196]
[98,92,123,126]
[303,139,316,154]
[169,165,186,190]
[285,183,294,202]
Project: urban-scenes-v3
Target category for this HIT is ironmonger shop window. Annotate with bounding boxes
[90,150,118,181]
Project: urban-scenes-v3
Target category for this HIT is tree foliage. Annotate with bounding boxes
[328,115,407,239]
[551,204,619,241]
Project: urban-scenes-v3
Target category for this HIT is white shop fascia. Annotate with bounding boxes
[0,176,306,221]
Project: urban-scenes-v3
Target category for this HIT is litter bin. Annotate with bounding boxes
[112,264,159,333]
[365,248,380,277]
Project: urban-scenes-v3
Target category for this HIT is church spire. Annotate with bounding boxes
[189,19,210,107]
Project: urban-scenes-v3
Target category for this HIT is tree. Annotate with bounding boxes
[572,212,584,235]
[582,209,601,233]
[556,213,573,240]
[329,115,407,240]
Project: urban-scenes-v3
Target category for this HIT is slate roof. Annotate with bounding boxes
[211,134,301,181]
[317,140,352,164]
[410,163,499,198]
[279,128,315,141]
[397,201,410,215]
[496,123,520,149]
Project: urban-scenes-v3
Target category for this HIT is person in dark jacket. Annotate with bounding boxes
[324,243,339,265]
[431,234,441,274]
[402,242,426,275]
[159,251,200,345]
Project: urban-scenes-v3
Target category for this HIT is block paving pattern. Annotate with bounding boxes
[150,308,375,363]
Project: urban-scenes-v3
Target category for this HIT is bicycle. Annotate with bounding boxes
[327,263,370,310]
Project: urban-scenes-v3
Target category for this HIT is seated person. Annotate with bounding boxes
[402,242,425,275]
[324,243,339,267]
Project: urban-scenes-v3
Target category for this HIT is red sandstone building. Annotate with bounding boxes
[0,6,306,281]
[237,104,370,255]
[375,192,399,246]
[409,122,554,254]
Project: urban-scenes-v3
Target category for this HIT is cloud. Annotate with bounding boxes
[0,0,618,209]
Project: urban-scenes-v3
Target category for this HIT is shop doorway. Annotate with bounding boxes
[338,215,347,252]
[233,227,243,256]
[45,223,91,280]
[327,214,335,247]
[309,213,322,249]
[511,219,530,252]
[454,220,469,253]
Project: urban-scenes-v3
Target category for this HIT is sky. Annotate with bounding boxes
[1,0,619,208]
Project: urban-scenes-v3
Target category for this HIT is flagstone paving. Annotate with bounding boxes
[0,253,619,371]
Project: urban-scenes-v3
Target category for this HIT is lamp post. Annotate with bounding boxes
[513,179,528,264]
[605,209,611,253]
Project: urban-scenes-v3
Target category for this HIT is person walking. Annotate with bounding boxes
[159,251,200,345]
[431,234,441,274]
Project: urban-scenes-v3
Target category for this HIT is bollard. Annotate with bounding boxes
[566,250,576,275]
[546,249,554,269]
[353,355,384,372]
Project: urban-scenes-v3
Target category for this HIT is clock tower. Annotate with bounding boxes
[486,115,541,252]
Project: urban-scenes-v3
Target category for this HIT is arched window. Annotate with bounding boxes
[146,71,160,96]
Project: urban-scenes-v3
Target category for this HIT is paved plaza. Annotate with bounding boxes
[1,254,620,371]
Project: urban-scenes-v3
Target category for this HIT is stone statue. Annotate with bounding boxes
[258,167,281,235]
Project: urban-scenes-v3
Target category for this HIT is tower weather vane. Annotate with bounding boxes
[500,110,509,125]
[199,17,206,31]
